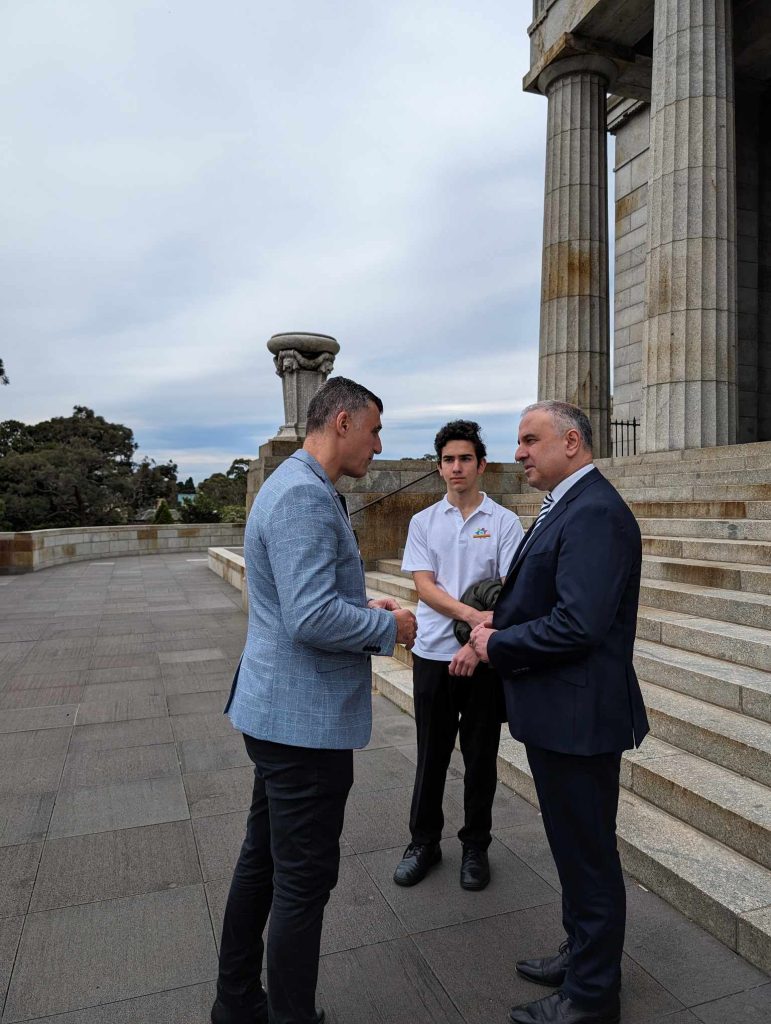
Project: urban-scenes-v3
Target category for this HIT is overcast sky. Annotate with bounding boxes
[2,1,549,480]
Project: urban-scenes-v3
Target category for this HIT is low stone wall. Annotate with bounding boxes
[208,546,248,612]
[0,524,246,574]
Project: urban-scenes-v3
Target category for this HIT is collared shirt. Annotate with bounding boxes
[548,463,596,509]
[402,493,524,661]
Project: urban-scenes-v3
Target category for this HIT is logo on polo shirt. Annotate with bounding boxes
[472,527,492,539]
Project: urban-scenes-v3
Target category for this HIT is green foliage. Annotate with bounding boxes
[178,493,222,523]
[153,499,174,524]
[177,476,196,494]
[132,457,178,511]
[194,457,249,506]
[220,504,246,524]
[0,406,179,531]
[0,359,8,385]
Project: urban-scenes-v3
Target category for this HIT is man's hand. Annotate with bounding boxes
[369,597,401,611]
[469,622,497,663]
[463,607,494,629]
[449,644,479,677]
[394,608,417,649]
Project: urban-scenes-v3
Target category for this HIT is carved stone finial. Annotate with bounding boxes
[267,332,340,440]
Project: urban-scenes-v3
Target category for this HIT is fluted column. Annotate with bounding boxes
[537,56,615,458]
[641,0,737,450]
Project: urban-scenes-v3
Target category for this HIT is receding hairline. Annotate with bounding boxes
[520,401,593,451]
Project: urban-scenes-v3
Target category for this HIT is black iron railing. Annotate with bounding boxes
[610,418,638,457]
[349,468,436,517]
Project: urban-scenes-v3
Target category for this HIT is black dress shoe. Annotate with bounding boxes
[516,940,571,987]
[393,842,441,886]
[460,845,490,890]
[509,991,620,1024]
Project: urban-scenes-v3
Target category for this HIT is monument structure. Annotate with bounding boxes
[526,0,771,453]
[246,332,339,510]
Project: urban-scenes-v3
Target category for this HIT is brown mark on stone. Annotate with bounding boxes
[178,528,201,538]
[137,529,158,541]
[543,242,594,300]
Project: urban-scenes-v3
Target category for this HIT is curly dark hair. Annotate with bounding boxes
[433,420,487,463]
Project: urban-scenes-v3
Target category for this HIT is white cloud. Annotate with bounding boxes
[1,0,544,478]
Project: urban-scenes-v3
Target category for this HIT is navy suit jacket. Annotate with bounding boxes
[488,468,649,756]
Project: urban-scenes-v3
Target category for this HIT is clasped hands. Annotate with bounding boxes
[469,612,497,664]
[369,597,417,649]
[450,608,495,676]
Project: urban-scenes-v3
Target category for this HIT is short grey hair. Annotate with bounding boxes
[306,376,383,434]
[522,401,593,452]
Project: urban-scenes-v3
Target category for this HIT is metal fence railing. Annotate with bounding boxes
[610,418,639,457]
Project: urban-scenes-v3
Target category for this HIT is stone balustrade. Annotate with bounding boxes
[0,523,246,574]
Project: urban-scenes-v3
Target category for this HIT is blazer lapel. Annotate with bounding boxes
[290,452,357,539]
[502,469,604,585]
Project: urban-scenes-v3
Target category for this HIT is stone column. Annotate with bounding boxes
[641,0,737,451]
[537,56,616,459]
[267,332,340,440]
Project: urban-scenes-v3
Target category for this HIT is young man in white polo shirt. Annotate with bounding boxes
[394,420,523,891]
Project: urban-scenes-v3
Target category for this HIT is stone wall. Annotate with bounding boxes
[245,453,528,568]
[0,523,246,574]
[610,98,649,425]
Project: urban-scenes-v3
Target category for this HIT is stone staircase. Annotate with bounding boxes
[366,440,771,975]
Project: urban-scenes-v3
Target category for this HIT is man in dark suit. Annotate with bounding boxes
[470,401,648,1024]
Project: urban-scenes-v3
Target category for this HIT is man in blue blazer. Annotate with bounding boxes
[471,401,648,1024]
[212,377,417,1024]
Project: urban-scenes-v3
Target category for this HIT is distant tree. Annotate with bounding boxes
[0,420,34,456]
[153,499,174,524]
[177,476,196,494]
[0,406,171,530]
[227,458,251,480]
[178,493,222,523]
[0,359,8,385]
[220,504,246,524]
[131,457,178,513]
[198,471,243,506]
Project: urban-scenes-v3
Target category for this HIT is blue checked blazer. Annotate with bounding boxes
[225,449,397,749]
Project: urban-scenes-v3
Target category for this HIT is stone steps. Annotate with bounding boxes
[379,551,771,605]
[369,653,771,973]
[503,498,771,520]
[636,518,771,541]
[640,681,771,787]
[641,554,771,595]
[642,536,771,566]
[639,578,771,629]
[634,638,771,724]
[637,605,771,671]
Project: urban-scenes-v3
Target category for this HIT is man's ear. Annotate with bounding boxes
[564,428,581,456]
[477,458,487,475]
[334,410,350,436]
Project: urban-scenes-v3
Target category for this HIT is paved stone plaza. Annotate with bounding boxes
[0,554,768,1023]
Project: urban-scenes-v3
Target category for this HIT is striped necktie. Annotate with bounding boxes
[531,491,554,532]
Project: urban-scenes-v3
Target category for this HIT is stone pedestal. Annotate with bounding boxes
[641,0,737,451]
[267,333,340,441]
[537,56,616,458]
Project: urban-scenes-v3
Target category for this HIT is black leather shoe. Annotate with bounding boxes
[509,991,620,1024]
[211,998,324,1023]
[460,845,490,890]
[393,842,441,886]
[516,940,571,987]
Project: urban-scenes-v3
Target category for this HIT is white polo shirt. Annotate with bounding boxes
[402,493,524,661]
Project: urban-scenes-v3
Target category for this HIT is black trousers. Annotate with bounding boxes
[409,652,502,850]
[215,735,353,1024]
[526,744,625,1010]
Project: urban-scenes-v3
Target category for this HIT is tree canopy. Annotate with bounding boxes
[0,407,177,531]
[0,408,254,531]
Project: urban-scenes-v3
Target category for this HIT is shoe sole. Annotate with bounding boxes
[513,966,566,987]
[460,876,490,891]
[393,851,442,887]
